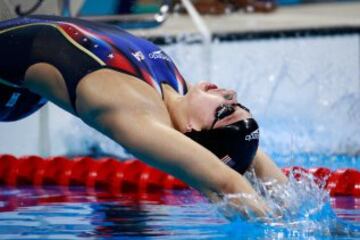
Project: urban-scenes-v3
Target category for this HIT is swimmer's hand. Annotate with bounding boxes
[217,193,285,223]
[210,173,281,221]
[219,194,269,220]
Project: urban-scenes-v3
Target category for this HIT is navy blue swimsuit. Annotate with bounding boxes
[0,15,187,121]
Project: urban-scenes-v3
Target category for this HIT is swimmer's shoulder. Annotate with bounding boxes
[76,68,171,123]
[78,68,164,104]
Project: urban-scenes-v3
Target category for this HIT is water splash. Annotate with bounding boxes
[217,169,360,239]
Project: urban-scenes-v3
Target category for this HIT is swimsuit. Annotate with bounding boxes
[0,15,187,121]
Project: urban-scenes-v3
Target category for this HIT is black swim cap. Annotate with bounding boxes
[185,118,259,174]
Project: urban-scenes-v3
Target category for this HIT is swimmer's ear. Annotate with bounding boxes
[185,123,193,133]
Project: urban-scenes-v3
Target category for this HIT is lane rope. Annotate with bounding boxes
[0,154,359,197]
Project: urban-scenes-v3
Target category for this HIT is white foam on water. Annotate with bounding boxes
[216,168,360,239]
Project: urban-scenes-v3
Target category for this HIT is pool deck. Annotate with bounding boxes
[130,2,360,37]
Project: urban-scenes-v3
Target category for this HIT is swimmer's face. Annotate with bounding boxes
[185,81,251,130]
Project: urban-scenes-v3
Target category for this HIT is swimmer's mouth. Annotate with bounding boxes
[204,83,218,91]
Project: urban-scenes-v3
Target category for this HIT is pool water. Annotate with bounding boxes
[0,189,359,239]
[0,154,359,239]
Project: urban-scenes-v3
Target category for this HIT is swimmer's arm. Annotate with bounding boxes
[75,70,269,218]
[252,149,287,184]
[85,109,269,218]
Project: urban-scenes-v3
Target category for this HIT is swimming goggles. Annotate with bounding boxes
[211,103,250,129]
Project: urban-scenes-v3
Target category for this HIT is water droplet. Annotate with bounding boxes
[269,75,275,83]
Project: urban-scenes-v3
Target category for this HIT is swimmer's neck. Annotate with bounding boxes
[162,84,192,133]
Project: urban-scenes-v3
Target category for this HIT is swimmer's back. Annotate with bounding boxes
[0,15,187,121]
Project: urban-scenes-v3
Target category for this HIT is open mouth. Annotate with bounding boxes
[204,83,218,91]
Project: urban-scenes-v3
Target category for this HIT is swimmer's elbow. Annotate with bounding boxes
[201,167,242,199]
[218,170,242,195]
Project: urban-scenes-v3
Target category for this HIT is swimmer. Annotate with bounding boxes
[0,15,287,218]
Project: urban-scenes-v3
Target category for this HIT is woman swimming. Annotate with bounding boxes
[0,15,287,218]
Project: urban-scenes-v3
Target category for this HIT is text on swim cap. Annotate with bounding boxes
[245,129,259,141]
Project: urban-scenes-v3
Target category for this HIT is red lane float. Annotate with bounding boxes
[1,154,360,197]
[0,154,188,192]
[326,169,360,197]
[282,166,360,197]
